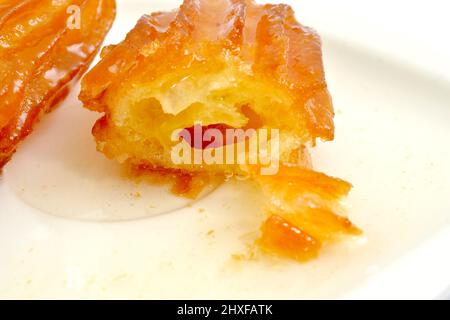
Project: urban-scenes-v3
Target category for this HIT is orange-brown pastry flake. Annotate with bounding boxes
[0,0,116,168]
[256,166,361,261]
[259,215,322,262]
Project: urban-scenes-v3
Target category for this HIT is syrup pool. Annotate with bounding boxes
[3,86,219,222]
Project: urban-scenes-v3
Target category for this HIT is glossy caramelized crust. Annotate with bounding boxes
[254,166,361,261]
[80,0,360,262]
[0,0,116,168]
[80,0,334,163]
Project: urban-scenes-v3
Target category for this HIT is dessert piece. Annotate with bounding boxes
[80,0,361,262]
[0,0,116,168]
[255,166,361,261]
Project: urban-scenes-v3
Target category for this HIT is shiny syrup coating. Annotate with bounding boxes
[80,0,334,142]
[0,0,116,168]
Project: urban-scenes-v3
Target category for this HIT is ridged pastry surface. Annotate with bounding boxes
[80,0,335,168]
[0,0,116,168]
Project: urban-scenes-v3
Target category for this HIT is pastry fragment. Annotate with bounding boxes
[255,166,361,261]
[80,0,361,262]
[0,0,116,168]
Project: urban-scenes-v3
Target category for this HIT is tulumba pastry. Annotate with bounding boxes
[80,0,361,262]
[0,0,116,168]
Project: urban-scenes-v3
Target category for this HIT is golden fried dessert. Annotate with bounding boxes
[80,0,361,262]
[0,0,116,168]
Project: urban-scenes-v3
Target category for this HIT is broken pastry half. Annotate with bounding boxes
[0,0,116,168]
[80,0,361,262]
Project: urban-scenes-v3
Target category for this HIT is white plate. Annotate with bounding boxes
[1,0,450,299]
